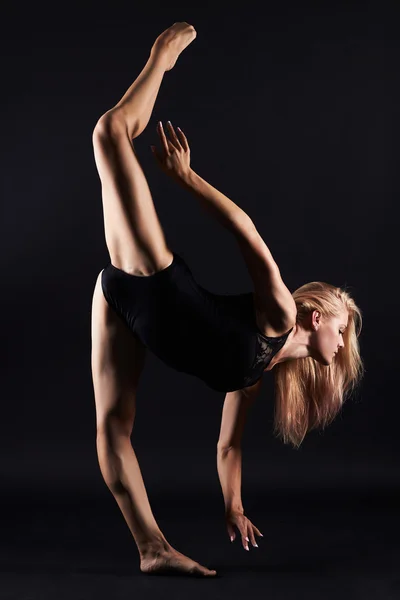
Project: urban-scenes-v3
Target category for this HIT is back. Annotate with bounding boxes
[101,251,292,392]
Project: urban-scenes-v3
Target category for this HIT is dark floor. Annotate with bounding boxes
[1,486,399,600]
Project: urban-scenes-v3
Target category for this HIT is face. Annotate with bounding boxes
[309,306,349,365]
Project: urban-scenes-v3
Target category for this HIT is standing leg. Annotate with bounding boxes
[92,22,197,276]
[91,272,217,576]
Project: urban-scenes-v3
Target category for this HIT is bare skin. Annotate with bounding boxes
[140,542,217,577]
[264,307,348,371]
[92,23,217,577]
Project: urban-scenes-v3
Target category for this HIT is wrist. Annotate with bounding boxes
[178,167,196,187]
[217,445,244,515]
[225,503,244,515]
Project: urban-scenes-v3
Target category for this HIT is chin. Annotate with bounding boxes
[315,354,331,366]
[310,349,330,366]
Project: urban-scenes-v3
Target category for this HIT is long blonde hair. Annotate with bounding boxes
[273,282,365,449]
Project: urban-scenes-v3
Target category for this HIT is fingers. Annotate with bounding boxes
[242,531,250,551]
[236,520,250,551]
[253,524,264,538]
[248,526,258,548]
[157,121,189,153]
[151,135,175,162]
[157,121,170,155]
[227,523,236,543]
[227,515,263,551]
[166,139,176,153]
[157,120,180,153]
[166,121,182,150]
[176,126,189,152]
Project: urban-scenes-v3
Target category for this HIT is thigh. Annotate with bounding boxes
[91,270,147,435]
[92,109,172,276]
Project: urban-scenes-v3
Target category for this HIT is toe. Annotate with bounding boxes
[202,567,217,577]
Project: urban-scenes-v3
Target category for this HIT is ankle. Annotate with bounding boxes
[138,534,171,558]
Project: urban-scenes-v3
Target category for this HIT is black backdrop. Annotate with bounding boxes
[1,1,398,597]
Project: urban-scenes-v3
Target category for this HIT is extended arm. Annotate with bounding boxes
[216,380,262,513]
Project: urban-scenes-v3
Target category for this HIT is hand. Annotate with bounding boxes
[151,121,191,182]
[225,509,263,551]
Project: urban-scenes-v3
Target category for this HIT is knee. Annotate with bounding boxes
[96,413,134,446]
[92,108,127,143]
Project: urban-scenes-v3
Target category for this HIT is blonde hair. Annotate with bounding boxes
[273,282,365,449]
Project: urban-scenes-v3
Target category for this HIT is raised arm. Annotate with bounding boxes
[178,168,252,235]
[180,168,296,331]
[152,121,252,234]
[152,122,296,334]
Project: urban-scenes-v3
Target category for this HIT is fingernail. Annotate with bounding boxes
[230,535,234,542]
[254,543,258,548]
[260,534,264,537]
[245,537,249,542]
[245,545,249,551]
[158,121,163,128]
[167,120,172,125]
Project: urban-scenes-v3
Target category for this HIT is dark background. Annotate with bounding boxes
[1,1,398,598]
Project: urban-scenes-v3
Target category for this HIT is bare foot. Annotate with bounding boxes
[151,21,197,71]
[140,546,217,578]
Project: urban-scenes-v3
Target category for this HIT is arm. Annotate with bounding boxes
[178,168,294,317]
[153,123,295,325]
[178,169,252,236]
[216,380,262,513]
[181,170,295,331]
[217,444,244,514]
[153,122,251,235]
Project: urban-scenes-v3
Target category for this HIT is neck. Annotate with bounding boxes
[265,323,312,371]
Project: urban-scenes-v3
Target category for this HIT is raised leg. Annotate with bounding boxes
[92,22,196,275]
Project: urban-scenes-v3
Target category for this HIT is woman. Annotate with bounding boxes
[90,22,364,577]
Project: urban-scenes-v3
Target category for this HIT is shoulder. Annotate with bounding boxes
[254,299,297,337]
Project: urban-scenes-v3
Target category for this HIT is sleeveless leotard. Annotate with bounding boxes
[101,251,293,392]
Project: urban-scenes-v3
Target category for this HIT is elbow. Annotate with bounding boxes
[217,442,231,452]
[217,443,238,455]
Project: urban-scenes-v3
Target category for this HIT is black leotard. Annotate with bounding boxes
[101,251,293,392]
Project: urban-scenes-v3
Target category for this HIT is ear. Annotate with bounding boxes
[312,310,321,329]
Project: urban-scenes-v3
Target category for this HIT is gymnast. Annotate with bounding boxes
[90,22,364,577]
